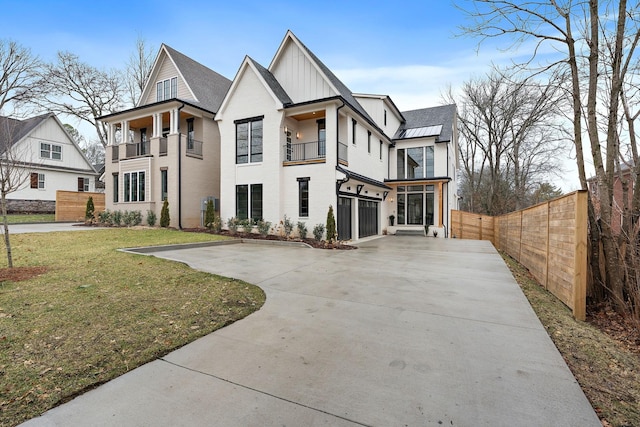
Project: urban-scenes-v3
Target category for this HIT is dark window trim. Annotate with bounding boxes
[297,177,310,218]
[234,115,265,125]
[352,119,357,145]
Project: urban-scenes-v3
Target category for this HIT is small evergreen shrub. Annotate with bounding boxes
[313,223,325,241]
[112,210,122,226]
[131,210,142,226]
[98,210,111,225]
[326,205,336,242]
[239,218,253,233]
[211,215,222,233]
[85,196,95,222]
[257,220,271,236]
[227,217,239,234]
[160,199,170,228]
[146,210,157,226]
[296,221,308,239]
[204,199,215,230]
[283,215,294,238]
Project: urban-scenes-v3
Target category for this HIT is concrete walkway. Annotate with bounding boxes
[0,222,92,234]
[21,236,600,426]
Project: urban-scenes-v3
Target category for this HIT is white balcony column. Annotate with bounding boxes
[169,108,179,134]
[152,113,160,137]
[121,121,130,144]
[107,123,115,146]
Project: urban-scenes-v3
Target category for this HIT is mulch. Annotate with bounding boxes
[183,229,357,250]
[0,266,48,282]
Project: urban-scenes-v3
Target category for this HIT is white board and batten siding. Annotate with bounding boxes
[142,54,193,105]
[271,40,335,104]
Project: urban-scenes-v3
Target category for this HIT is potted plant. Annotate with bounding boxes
[389,215,395,226]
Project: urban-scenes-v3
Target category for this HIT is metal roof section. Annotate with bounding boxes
[394,104,456,142]
[396,125,443,140]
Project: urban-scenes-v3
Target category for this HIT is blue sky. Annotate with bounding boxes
[1,0,580,190]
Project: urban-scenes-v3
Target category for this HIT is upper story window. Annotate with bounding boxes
[40,142,61,160]
[367,131,371,153]
[235,116,263,164]
[352,119,357,145]
[397,146,434,179]
[156,77,178,101]
[384,109,387,126]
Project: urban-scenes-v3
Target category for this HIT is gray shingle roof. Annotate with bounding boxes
[394,104,456,142]
[247,57,292,106]
[163,44,232,113]
[0,113,52,152]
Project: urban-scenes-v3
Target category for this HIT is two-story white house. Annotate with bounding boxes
[99,44,232,228]
[216,31,458,239]
[0,113,98,213]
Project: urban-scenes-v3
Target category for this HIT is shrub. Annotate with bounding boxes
[227,217,239,234]
[85,196,95,222]
[160,199,170,228]
[313,223,325,241]
[211,215,222,233]
[283,215,294,238]
[98,210,112,225]
[112,210,122,226]
[326,205,336,242]
[204,199,215,230]
[146,210,157,226]
[296,221,308,239]
[257,220,271,236]
[122,211,142,227]
[239,218,253,233]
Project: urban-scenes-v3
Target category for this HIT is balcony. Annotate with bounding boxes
[111,145,119,162]
[283,140,348,166]
[125,141,150,158]
[338,141,348,164]
[186,138,203,157]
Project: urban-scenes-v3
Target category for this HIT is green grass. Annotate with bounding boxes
[3,214,55,224]
[0,229,265,427]
[502,252,640,427]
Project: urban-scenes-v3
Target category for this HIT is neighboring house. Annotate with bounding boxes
[99,44,232,228]
[216,31,458,239]
[0,113,98,213]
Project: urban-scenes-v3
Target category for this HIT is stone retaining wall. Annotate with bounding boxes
[6,199,56,214]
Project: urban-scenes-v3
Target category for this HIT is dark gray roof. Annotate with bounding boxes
[293,36,374,125]
[247,57,292,106]
[163,44,232,113]
[394,104,456,142]
[0,113,52,152]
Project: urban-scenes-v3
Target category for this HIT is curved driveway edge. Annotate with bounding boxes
[21,236,600,426]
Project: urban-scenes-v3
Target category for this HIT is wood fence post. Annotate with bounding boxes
[573,191,588,321]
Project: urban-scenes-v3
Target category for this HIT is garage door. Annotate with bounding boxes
[337,197,352,240]
[358,200,378,238]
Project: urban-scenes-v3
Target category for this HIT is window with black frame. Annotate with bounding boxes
[396,185,435,225]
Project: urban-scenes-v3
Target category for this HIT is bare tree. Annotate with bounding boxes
[35,52,123,147]
[446,68,564,215]
[123,37,155,107]
[0,117,37,268]
[457,0,640,318]
[0,40,40,268]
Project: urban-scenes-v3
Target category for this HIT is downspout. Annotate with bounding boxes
[177,103,185,229]
[335,101,346,201]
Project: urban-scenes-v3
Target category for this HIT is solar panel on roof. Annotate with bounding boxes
[398,125,442,139]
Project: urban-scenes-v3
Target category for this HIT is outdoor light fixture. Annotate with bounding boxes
[284,126,289,134]
[296,131,301,139]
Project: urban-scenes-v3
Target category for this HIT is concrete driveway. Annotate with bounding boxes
[22,236,600,426]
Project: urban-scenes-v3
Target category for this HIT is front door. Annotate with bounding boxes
[337,197,352,240]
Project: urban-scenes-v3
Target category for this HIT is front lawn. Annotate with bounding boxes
[0,229,265,427]
[3,214,55,224]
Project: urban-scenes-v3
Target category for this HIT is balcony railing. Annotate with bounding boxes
[338,141,348,163]
[159,137,167,156]
[186,138,203,157]
[111,145,119,162]
[285,140,326,162]
[125,141,150,158]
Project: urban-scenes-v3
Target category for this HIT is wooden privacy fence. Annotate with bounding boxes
[451,190,588,321]
[55,191,105,222]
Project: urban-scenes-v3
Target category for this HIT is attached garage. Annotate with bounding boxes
[358,199,378,238]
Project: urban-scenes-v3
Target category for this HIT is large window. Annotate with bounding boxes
[156,77,178,101]
[317,119,326,156]
[298,177,309,217]
[236,117,263,164]
[396,146,434,179]
[123,171,145,202]
[236,184,263,222]
[396,185,434,226]
[40,142,62,160]
[187,118,194,150]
